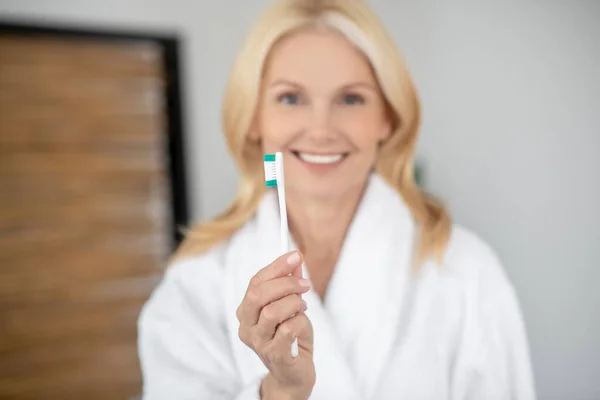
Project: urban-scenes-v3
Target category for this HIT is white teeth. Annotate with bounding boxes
[297,152,344,164]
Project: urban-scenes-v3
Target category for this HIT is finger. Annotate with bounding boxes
[238,275,311,326]
[291,263,303,279]
[251,251,303,286]
[255,294,307,342]
[265,313,313,366]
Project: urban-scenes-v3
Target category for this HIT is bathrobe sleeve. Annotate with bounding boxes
[138,256,263,400]
[450,243,536,400]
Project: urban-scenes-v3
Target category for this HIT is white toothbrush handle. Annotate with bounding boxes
[277,183,288,255]
[276,153,299,358]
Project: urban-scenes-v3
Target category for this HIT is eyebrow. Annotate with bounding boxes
[269,79,378,93]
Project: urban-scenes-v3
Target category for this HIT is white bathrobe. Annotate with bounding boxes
[138,174,536,400]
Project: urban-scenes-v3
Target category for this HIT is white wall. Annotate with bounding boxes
[410,4,600,399]
[1,1,598,398]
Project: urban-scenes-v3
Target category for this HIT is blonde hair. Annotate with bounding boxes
[174,0,451,266]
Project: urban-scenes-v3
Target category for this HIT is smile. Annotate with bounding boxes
[291,150,349,165]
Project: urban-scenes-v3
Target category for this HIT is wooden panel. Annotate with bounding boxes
[0,34,170,399]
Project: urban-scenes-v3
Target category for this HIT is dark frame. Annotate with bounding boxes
[0,20,190,250]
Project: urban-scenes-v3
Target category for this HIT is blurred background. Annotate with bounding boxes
[0,0,598,399]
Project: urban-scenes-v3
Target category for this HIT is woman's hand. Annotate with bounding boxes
[236,251,315,400]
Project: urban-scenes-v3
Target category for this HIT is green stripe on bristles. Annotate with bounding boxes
[264,154,278,187]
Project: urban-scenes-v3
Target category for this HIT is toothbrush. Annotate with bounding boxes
[264,152,299,358]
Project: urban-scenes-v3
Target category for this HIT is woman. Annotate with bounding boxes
[138,0,536,399]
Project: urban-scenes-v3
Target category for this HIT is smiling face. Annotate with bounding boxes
[253,28,391,201]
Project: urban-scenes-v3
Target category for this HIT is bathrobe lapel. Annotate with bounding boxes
[321,174,416,399]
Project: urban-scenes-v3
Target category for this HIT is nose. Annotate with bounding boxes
[306,100,336,143]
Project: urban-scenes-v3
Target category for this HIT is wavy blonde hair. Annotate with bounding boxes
[174,0,451,266]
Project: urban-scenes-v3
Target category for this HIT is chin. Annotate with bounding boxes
[286,177,366,202]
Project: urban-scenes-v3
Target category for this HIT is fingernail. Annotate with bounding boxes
[286,251,300,265]
[301,300,308,311]
[299,278,311,288]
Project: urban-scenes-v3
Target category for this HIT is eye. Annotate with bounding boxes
[340,93,365,105]
[277,92,302,105]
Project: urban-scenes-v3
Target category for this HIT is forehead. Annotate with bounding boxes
[263,28,377,86]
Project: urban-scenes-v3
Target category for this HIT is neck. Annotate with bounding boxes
[286,183,366,263]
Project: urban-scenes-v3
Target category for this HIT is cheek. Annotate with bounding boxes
[259,106,304,148]
[334,107,387,148]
